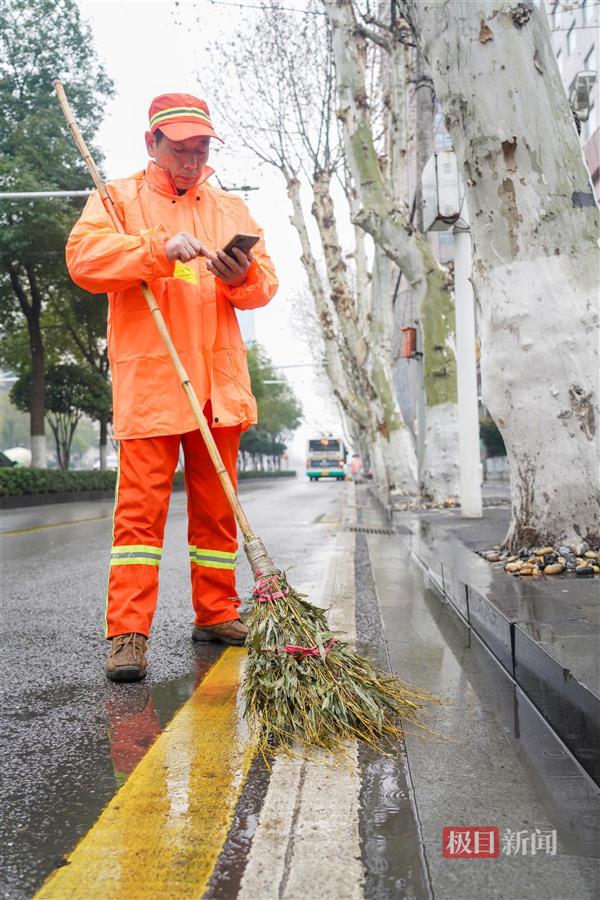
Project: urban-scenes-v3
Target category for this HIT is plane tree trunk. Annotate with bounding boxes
[402,0,600,548]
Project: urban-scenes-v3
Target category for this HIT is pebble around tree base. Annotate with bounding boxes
[393,495,509,513]
[479,543,600,577]
[394,496,460,512]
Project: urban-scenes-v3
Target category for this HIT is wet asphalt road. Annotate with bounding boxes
[1,477,341,899]
[3,478,599,899]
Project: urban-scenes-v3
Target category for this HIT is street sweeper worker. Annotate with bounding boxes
[66,93,278,682]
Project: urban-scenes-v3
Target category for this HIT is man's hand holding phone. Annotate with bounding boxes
[164,232,259,288]
[207,247,251,288]
[207,234,259,288]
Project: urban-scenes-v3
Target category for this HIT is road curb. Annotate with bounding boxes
[0,489,118,509]
[399,515,600,787]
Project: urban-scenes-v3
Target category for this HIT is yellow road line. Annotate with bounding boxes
[2,514,111,536]
[36,649,254,900]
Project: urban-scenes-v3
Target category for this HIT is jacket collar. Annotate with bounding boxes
[145,160,215,197]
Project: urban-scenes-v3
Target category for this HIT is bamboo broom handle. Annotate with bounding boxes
[53,80,255,542]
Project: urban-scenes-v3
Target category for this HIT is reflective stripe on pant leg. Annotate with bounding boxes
[110,545,163,566]
[106,435,179,638]
[105,441,122,638]
[182,423,241,627]
[189,546,237,570]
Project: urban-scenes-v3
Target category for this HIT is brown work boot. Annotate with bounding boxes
[105,633,148,682]
[192,619,248,646]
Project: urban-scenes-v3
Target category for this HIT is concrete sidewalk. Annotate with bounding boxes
[386,496,600,787]
[355,486,599,898]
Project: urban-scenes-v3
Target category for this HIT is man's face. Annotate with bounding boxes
[145,131,211,191]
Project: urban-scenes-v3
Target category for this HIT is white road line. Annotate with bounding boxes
[239,485,364,900]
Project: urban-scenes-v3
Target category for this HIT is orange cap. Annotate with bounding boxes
[148,92,224,143]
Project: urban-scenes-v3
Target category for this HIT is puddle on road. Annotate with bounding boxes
[204,754,271,899]
[359,747,431,900]
[106,645,224,787]
[35,650,254,900]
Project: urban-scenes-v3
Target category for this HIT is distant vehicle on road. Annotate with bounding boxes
[306,436,347,482]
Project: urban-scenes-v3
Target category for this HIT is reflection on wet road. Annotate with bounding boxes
[36,650,251,899]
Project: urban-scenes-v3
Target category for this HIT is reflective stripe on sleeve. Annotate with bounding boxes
[189,546,237,570]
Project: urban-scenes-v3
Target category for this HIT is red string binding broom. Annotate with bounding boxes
[55,81,435,758]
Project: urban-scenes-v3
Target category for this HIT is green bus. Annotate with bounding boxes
[306,436,347,481]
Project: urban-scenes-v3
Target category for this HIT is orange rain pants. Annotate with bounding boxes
[107,412,241,639]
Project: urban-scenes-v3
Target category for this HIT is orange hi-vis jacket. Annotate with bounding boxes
[66,162,278,439]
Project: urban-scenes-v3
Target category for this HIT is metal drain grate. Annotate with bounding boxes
[345,525,396,536]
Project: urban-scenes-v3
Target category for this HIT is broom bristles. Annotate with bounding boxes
[243,569,440,759]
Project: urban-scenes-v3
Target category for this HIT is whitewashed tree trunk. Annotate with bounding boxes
[215,6,422,495]
[402,0,600,548]
[31,434,47,469]
[369,434,389,488]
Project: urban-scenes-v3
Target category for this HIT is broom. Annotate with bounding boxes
[55,81,435,757]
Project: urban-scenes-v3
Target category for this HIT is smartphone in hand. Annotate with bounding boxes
[222,233,259,259]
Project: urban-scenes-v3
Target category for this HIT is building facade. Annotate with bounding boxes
[548,0,600,196]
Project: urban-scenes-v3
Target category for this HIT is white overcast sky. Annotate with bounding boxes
[77,0,345,464]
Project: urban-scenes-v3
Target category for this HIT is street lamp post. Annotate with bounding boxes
[422,150,483,518]
[453,214,483,518]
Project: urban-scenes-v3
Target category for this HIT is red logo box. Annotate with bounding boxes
[443,827,500,859]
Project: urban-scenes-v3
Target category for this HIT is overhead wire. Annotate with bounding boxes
[177,0,325,15]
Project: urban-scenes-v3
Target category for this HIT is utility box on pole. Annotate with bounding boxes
[422,151,462,232]
[422,151,483,518]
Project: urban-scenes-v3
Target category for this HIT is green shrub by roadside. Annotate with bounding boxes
[0,467,296,496]
[0,468,117,496]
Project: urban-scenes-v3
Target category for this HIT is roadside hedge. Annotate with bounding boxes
[0,467,296,496]
[0,468,117,496]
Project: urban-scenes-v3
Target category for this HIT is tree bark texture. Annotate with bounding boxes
[311,170,418,493]
[402,0,600,547]
[286,173,370,429]
[327,0,458,498]
[370,246,418,492]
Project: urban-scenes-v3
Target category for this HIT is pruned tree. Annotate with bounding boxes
[325,0,460,499]
[400,0,600,548]
[202,0,419,493]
